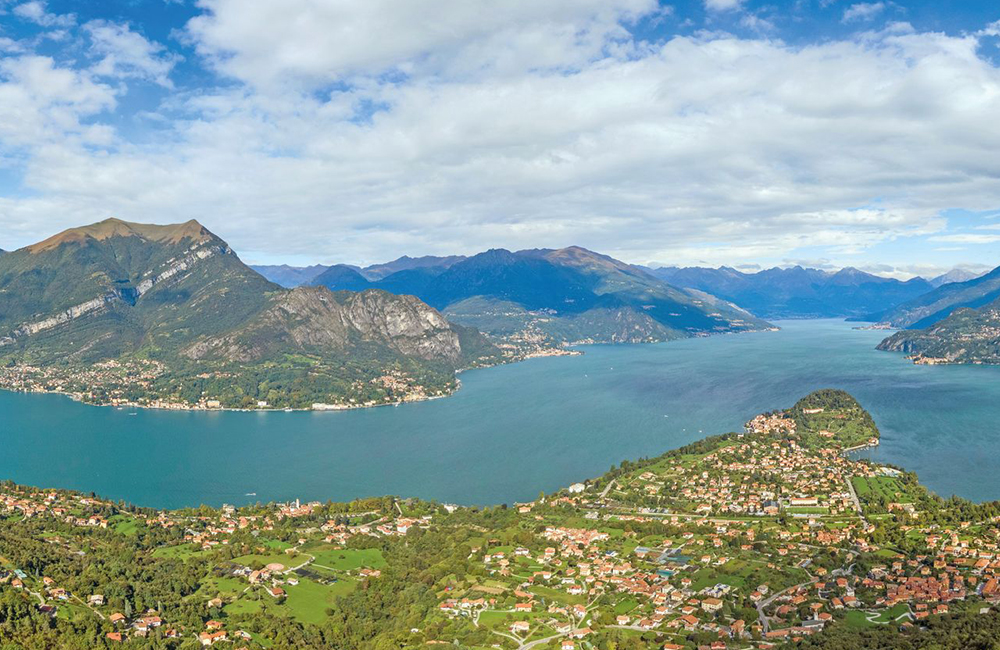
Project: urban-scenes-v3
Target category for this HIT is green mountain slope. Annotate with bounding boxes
[0,219,498,409]
[876,297,1000,364]
[864,265,1000,328]
[312,246,772,344]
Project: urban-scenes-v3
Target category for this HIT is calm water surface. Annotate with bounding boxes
[2,319,999,508]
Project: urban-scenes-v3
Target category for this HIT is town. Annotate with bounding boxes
[2,389,1000,649]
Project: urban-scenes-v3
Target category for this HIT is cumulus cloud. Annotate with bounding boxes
[184,0,658,88]
[1,3,1000,272]
[12,1,74,28]
[0,55,115,149]
[85,21,180,88]
[705,0,744,12]
[842,2,886,23]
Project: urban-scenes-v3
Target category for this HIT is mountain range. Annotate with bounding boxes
[876,295,1000,364]
[872,264,1000,364]
[928,268,984,288]
[649,265,935,319]
[308,246,772,344]
[0,219,496,409]
[246,264,330,288]
[864,265,1000,328]
[252,255,467,288]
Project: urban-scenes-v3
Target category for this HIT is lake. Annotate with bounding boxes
[2,319,999,509]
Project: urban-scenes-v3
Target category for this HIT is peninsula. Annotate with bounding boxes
[0,390,997,649]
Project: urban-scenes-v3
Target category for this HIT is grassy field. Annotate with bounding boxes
[196,576,248,600]
[152,543,204,561]
[231,552,302,570]
[224,576,358,625]
[279,577,356,624]
[305,546,386,571]
[109,515,139,536]
[785,506,830,515]
[852,476,910,502]
[614,596,639,614]
[529,584,585,606]
[845,603,911,627]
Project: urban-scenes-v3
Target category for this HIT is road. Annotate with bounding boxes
[845,475,866,521]
[756,576,817,633]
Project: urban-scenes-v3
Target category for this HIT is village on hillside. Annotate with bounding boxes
[2,390,1000,649]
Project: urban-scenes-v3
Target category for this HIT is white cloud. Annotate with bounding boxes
[12,1,75,28]
[184,0,658,88]
[2,6,1000,272]
[0,55,115,149]
[842,2,886,23]
[705,0,744,12]
[740,13,776,32]
[928,234,1000,244]
[85,21,180,88]
[0,36,23,52]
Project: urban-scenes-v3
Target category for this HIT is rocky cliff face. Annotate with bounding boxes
[184,286,464,363]
[339,289,463,361]
[1,242,231,348]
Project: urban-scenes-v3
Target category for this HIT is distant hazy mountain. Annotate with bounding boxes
[648,265,933,319]
[0,219,496,409]
[865,265,1000,328]
[929,268,986,288]
[360,255,466,281]
[253,255,464,287]
[312,246,772,344]
[878,295,1000,364]
[311,264,372,291]
[250,264,330,287]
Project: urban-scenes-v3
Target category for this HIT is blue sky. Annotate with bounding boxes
[2,0,1000,278]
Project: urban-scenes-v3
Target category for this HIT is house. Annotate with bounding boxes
[702,597,723,612]
[679,615,699,630]
[110,613,126,625]
[568,483,586,494]
[199,630,228,646]
[106,632,123,642]
[88,594,105,606]
[510,621,530,633]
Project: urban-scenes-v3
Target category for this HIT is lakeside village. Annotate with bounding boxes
[0,360,453,411]
[3,390,1000,649]
[0,335,577,412]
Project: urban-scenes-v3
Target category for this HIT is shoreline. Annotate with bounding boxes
[841,439,880,455]
[0,324,781,414]
[0,346,585,414]
[0,382,459,414]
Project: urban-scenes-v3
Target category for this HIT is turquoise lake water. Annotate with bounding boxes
[1,319,999,509]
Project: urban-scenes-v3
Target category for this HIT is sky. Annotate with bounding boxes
[1,1,1000,278]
